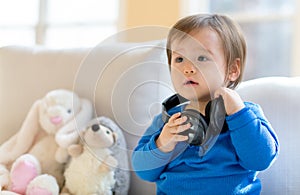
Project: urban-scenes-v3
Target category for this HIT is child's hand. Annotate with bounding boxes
[156,113,191,153]
[214,87,245,115]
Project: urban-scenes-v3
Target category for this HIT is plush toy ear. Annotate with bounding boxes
[55,98,93,149]
[112,132,118,145]
[0,100,41,165]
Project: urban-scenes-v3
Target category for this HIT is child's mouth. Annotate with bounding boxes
[184,80,199,86]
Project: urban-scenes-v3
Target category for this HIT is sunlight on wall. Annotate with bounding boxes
[120,0,180,42]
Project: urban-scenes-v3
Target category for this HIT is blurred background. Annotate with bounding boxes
[0,0,298,80]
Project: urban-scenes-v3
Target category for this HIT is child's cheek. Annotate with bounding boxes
[170,68,183,90]
[200,64,225,94]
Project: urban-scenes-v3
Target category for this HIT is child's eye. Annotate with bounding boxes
[175,57,183,63]
[197,56,208,62]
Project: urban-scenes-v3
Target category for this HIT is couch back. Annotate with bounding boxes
[0,42,171,195]
[1,43,300,194]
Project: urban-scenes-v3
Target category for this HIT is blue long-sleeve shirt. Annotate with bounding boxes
[132,102,279,195]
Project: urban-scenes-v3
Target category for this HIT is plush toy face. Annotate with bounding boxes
[39,90,81,134]
[83,124,116,148]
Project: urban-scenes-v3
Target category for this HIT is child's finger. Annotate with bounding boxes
[214,87,226,99]
[167,114,187,127]
[173,116,188,126]
[169,123,191,134]
[167,112,181,127]
[169,112,181,121]
[173,134,189,142]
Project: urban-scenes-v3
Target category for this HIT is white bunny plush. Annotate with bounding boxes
[0,89,93,195]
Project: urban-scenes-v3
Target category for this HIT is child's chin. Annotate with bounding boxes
[181,93,210,102]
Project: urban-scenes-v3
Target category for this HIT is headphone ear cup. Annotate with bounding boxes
[180,109,208,145]
[209,96,226,131]
[200,96,226,155]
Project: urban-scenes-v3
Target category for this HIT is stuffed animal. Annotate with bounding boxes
[62,116,130,195]
[62,120,118,195]
[0,89,93,195]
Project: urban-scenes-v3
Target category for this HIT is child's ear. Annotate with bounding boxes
[227,58,241,82]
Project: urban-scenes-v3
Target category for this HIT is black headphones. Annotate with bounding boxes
[162,94,226,146]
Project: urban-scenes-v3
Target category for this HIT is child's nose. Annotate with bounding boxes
[183,62,196,75]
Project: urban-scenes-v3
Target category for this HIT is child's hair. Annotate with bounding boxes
[166,14,246,89]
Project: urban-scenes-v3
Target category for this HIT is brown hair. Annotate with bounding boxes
[166,14,246,89]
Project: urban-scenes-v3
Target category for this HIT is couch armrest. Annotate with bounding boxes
[237,77,300,195]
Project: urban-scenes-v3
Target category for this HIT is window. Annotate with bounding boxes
[0,0,38,47]
[0,0,119,48]
[181,0,297,80]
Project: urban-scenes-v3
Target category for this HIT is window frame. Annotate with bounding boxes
[0,0,120,48]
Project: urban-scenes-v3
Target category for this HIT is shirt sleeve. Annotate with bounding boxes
[131,114,174,182]
[226,102,279,171]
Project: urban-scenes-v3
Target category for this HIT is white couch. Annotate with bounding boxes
[0,42,300,195]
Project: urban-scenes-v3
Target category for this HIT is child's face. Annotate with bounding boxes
[170,27,226,102]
